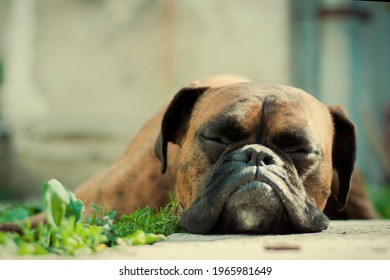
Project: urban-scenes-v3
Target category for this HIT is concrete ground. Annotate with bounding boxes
[91,220,390,260]
[2,220,389,260]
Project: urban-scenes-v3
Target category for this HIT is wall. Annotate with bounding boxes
[0,0,291,199]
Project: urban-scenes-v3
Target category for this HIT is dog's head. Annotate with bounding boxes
[155,82,356,234]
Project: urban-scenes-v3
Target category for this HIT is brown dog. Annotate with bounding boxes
[1,75,377,234]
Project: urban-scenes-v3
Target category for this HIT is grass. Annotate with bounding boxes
[0,179,182,256]
[85,192,183,247]
[366,183,390,218]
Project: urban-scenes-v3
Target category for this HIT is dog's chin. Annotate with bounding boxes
[179,161,329,234]
[211,181,293,234]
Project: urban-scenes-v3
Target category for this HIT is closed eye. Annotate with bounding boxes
[272,131,320,155]
[285,147,310,154]
[200,134,230,145]
[198,132,232,163]
[285,147,320,157]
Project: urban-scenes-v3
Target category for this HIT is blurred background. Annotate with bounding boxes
[0,0,389,216]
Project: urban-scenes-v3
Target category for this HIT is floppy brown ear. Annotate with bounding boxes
[155,86,209,173]
[329,106,357,211]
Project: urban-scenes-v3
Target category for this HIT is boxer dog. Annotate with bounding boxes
[0,76,377,234]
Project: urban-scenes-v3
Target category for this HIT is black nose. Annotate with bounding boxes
[232,145,277,167]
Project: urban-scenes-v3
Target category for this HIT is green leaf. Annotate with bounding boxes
[43,179,70,228]
[0,207,30,222]
[66,192,85,222]
[122,230,166,245]
[18,242,36,255]
[0,232,18,254]
[18,242,49,256]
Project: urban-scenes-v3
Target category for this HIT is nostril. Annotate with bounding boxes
[261,155,275,166]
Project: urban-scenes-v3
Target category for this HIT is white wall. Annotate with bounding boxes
[0,0,291,199]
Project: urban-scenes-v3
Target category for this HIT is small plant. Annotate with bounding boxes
[86,192,182,246]
[0,179,182,256]
[0,202,42,223]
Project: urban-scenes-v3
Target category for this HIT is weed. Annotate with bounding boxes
[0,179,182,256]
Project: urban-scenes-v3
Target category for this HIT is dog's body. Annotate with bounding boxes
[1,76,378,234]
[73,75,377,234]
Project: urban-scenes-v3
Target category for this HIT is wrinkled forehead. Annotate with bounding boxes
[190,83,333,142]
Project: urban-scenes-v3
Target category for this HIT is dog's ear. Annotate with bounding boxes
[155,86,209,173]
[329,106,357,211]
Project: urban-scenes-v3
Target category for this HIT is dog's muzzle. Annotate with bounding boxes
[180,145,329,234]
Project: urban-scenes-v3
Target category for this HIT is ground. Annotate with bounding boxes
[92,220,390,260]
[2,220,389,260]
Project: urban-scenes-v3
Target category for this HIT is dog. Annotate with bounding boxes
[0,75,377,234]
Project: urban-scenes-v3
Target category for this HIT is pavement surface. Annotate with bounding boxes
[3,220,390,260]
[91,220,390,260]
